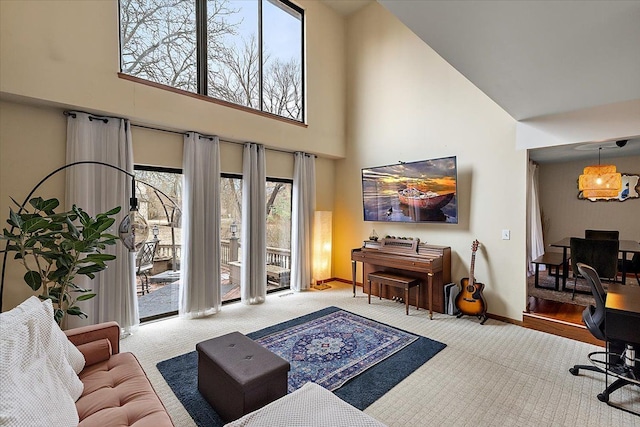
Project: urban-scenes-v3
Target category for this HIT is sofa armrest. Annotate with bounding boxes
[64,321,120,355]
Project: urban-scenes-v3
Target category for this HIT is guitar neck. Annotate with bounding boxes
[469,252,476,285]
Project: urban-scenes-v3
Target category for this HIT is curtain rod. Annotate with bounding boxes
[64,110,314,157]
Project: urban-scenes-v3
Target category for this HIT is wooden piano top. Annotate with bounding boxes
[351,239,450,274]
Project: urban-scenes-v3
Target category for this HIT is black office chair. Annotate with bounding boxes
[618,252,640,286]
[136,240,158,295]
[569,237,618,299]
[585,229,619,240]
[569,263,638,403]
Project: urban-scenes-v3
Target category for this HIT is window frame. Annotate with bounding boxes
[119,0,305,123]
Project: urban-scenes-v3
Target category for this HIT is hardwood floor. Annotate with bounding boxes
[523,296,604,346]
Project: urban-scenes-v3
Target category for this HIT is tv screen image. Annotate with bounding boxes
[362,156,458,223]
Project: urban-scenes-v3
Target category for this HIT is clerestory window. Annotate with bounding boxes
[119,0,304,122]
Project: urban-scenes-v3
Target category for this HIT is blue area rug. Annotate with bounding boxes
[157,306,446,427]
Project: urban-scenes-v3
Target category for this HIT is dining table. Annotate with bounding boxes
[550,237,640,288]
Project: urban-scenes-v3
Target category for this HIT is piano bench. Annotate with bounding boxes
[368,271,420,315]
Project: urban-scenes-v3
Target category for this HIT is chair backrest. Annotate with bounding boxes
[632,252,640,271]
[136,240,158,273]
[576,263,607,341]
[585,229,619,240]
[570,237,618,279]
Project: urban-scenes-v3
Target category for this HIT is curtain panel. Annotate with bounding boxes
[527,161,545,275]
[290,152,316,292]
[65,112,138,333]
[180,133,221,318]
[241,143,267,304]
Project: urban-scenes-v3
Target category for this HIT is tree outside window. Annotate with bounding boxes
[120,0,304,121]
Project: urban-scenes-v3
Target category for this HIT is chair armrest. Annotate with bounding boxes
[64,321,120,355]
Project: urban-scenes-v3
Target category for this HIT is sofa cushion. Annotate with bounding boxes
[77,352,173,426]
[0,299,79,427]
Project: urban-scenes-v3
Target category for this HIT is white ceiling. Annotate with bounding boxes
[322,0,640,163]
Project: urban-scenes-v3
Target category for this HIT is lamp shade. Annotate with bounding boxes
[312,211,332,284]
[578,164,622,198]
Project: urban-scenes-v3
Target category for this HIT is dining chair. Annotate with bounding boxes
[585,229,619,240]
[569,237,618,300]
[619,252,640,285]
[136,240,159,295]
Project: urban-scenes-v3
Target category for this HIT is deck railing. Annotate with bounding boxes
[155,240,290,267]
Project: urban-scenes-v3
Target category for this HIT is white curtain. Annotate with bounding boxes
[290,152,316,292]
[65,112,138,333]
[527,160,545,275]
[180,133,221,317]
[241,143,267,304]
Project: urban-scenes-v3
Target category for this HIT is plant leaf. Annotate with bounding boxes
[76,293,96,301]
[103,206,122,216]
[23,270,42,291]
[39,198,60,214]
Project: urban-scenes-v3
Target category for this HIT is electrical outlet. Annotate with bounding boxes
[501,229,510,240]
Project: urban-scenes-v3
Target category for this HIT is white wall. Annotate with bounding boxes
[336,3,527,320]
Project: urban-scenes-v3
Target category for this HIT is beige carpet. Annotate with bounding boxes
[121,281,640,427]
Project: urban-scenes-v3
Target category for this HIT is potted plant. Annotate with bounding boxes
[1,197,121,324]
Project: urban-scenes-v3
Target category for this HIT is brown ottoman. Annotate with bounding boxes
[196,331,290,422]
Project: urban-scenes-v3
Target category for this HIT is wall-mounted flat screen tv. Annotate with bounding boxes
[362,156,458,223]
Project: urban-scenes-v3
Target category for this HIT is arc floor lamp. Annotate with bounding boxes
[0,160,179,309]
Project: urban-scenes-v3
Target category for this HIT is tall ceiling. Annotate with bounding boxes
[322,0,640,162]
[378,1,640,122]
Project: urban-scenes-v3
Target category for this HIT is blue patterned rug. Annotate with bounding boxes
[157,306,446,427]
[256,309,418,393]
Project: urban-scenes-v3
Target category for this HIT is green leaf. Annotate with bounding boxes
[8,209,23,228]
[77,264,106,275]
[95,218,115,234]
[103,206,122,216]
[54,309,65,325]
[28,197,44,210]
[23,270,42,291]
[23,218,50,233]
[39,198,60,214]
[66,306,87,317]
[76,293,96,301]
[81,253,116,263]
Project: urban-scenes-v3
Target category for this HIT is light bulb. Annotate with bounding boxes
[118,209,149,251]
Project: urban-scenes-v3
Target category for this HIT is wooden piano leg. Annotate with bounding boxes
[428,272,434,320]
[351,260,356,297]
[404,285,409,315]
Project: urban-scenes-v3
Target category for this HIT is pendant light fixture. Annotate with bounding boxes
[578,147,622,199]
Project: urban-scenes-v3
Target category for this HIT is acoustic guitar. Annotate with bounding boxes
[455,240,488,324]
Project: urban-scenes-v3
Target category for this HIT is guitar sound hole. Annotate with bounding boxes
[466,285,475,293]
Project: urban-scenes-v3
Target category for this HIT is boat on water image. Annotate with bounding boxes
[397,188,454,210]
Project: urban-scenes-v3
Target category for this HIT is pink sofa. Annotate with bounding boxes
[64,321,174,426]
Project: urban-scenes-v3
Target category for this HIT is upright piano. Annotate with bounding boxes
[351,238,451,316]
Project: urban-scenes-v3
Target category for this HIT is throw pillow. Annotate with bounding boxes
[36,299,85,400]
[0,302,80,427]
[0,297,85,400]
